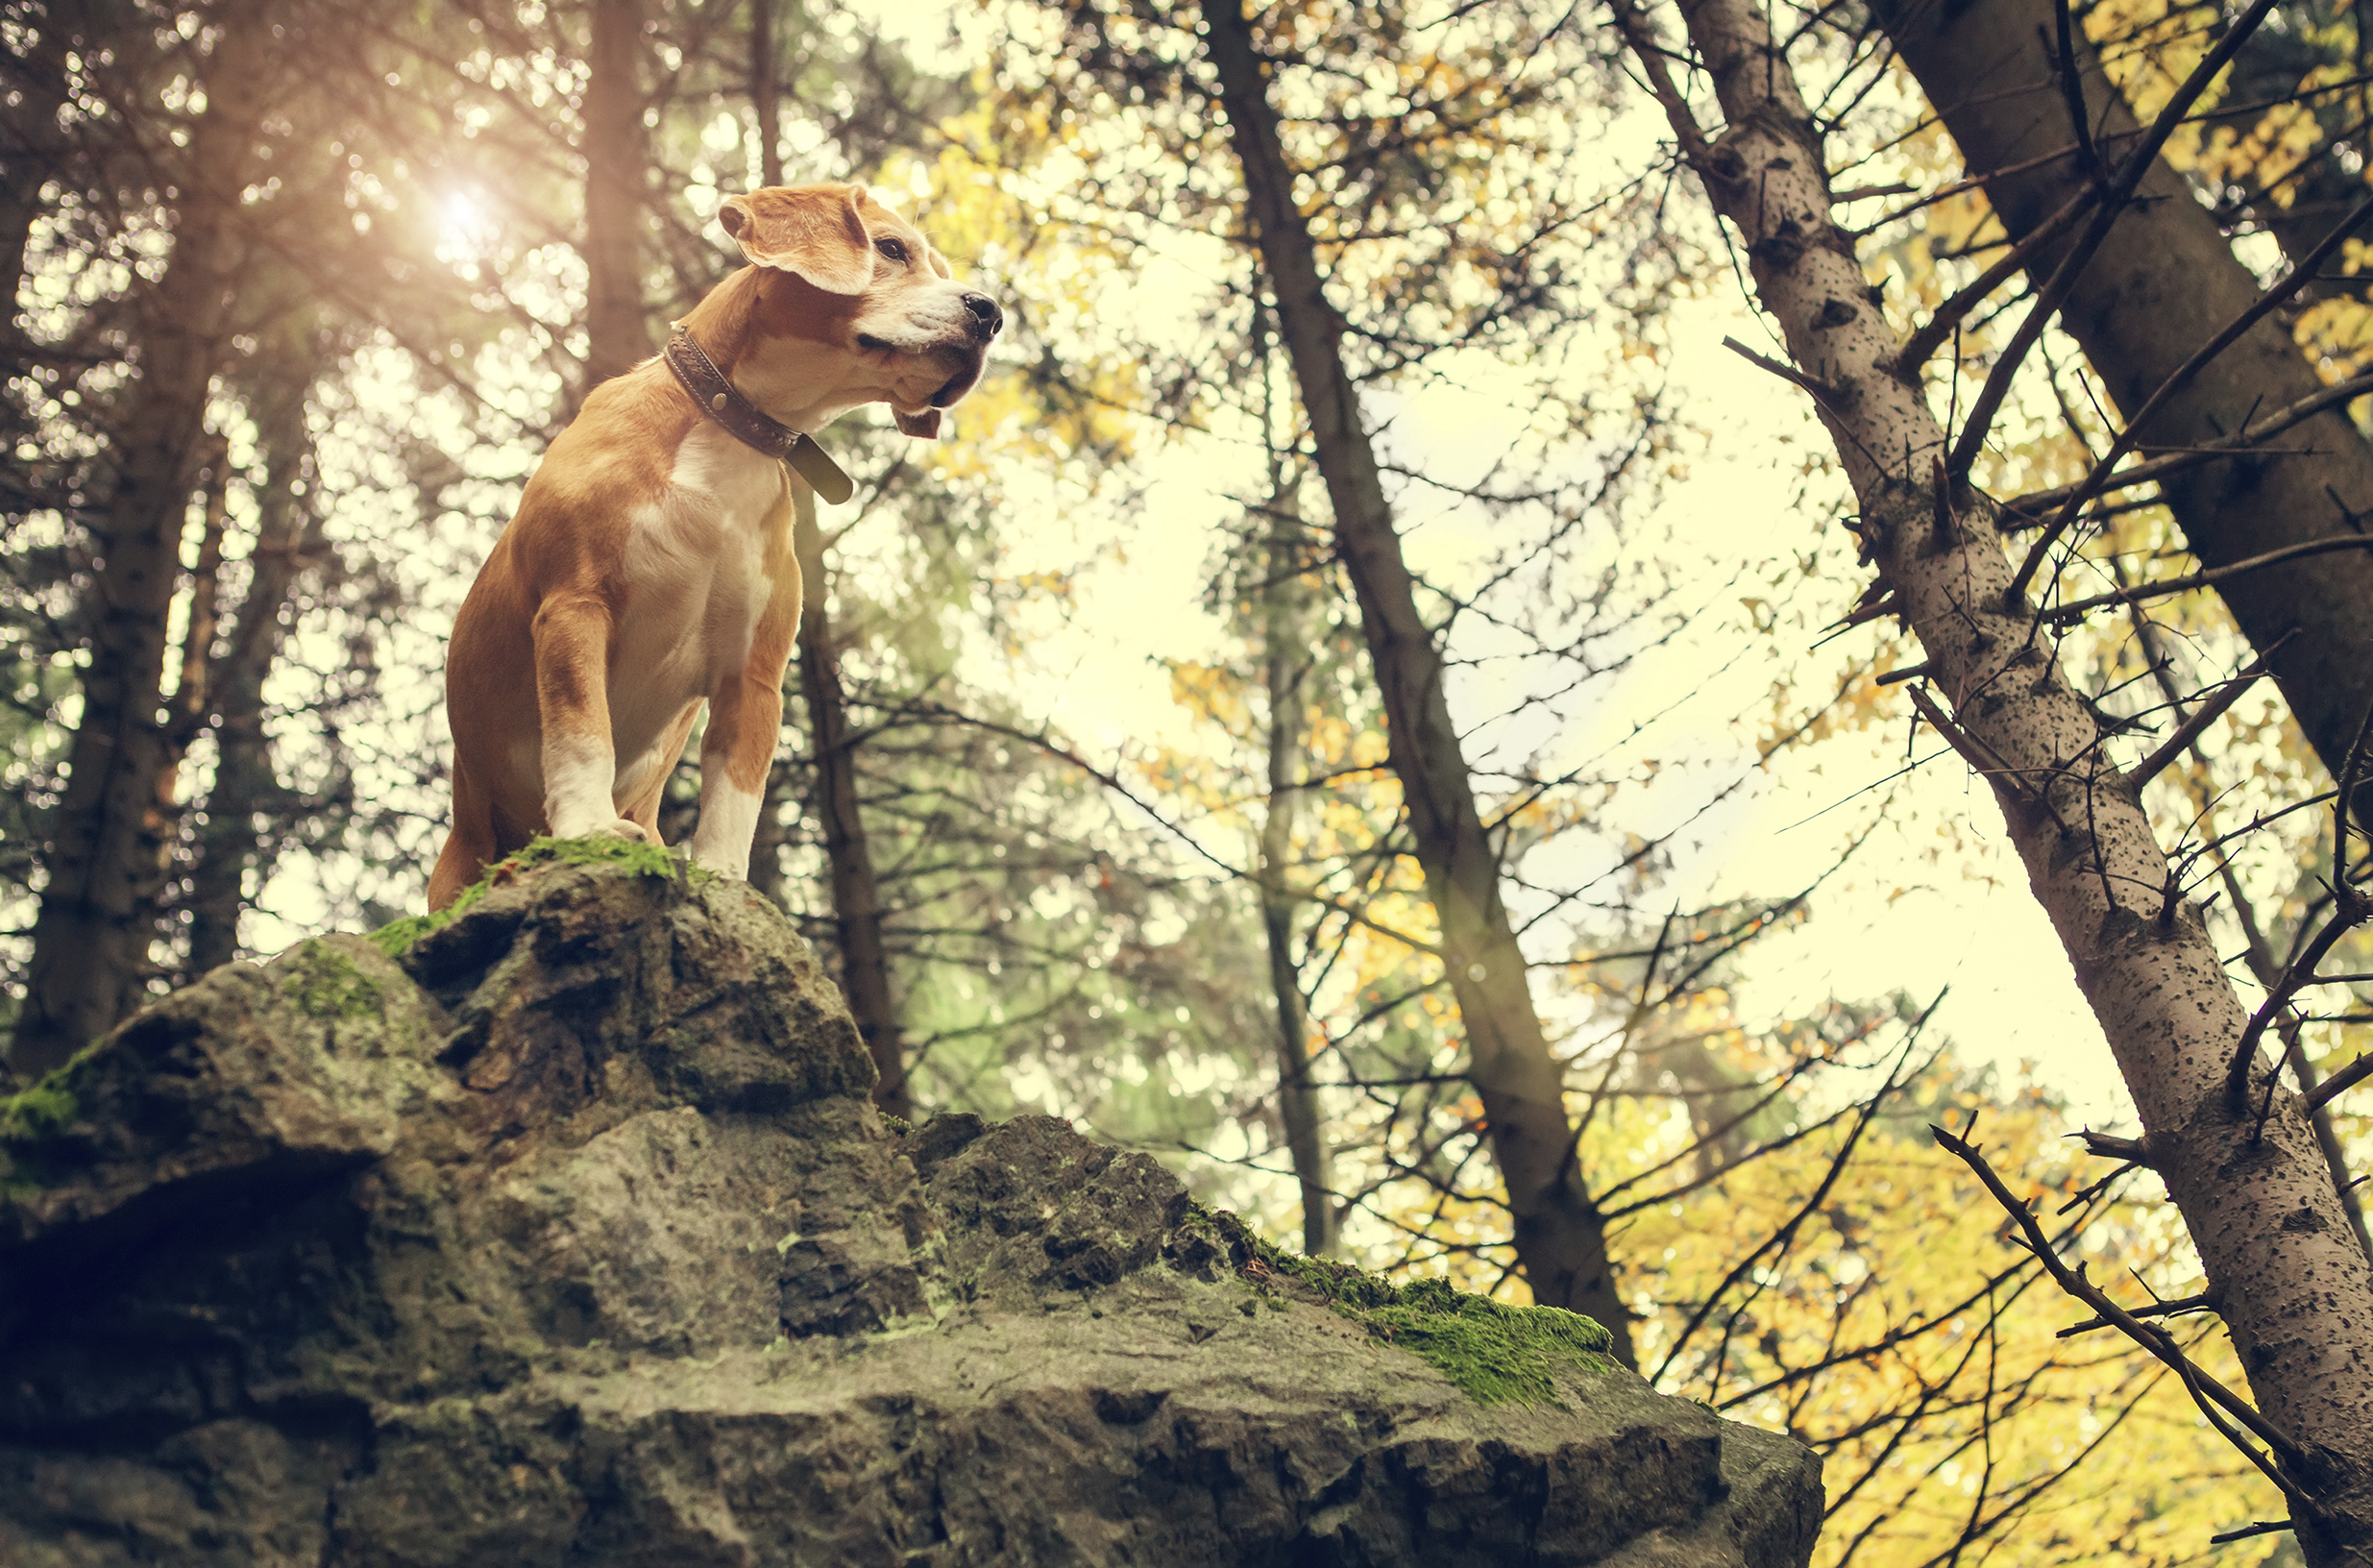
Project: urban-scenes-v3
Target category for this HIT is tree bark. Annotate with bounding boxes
[1627,0,2373,1549]
[12,12,271,1079]
[1257,465,1337,1259]
[1201,0,1630,1360]
[794,488,911,1119]
[182,361,322,978]
[1871,0,2373,806]
[581,0,650,392]
[748,0,784,188]
[0,6,73,384]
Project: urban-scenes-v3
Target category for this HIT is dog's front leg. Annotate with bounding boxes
[687,664,784,878]
[533,596,649,845]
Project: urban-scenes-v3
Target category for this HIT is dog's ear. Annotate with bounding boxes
[718,187,872,295]
[894,407,943,440]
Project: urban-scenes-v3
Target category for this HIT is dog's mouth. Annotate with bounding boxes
[926,364,977,408]
[860,329,988,411]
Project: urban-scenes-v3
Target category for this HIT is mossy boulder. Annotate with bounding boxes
[0,855,1822,1567]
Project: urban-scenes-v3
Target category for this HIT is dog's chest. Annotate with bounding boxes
[615,426,791,702]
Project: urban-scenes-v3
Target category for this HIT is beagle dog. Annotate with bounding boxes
[428,182,1000,911]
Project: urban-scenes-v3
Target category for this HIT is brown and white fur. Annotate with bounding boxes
[428,183,999,911]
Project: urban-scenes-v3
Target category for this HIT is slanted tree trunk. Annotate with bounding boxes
[1200,0,1630,1360]
[580,0,650,392]
[183,360,323,977]
[12,12,272,1079]
[1870,0,2373,804]
[1626,0,2373,1548]
[793,488,911,1118]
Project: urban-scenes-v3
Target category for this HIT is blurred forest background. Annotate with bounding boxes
[7,0,2373,1560]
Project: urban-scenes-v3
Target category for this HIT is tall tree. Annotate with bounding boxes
[1251,387,1337,1259]
[579,0,651,392]
[792,487,914,1117]
[12,3,283,1077]
[1616,0,2373,1550]
[1870,0,2373,806]
[1196,0,1629,1354]
[179,322,337,978]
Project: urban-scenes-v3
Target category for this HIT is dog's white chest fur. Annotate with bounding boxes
[608,423,790,794]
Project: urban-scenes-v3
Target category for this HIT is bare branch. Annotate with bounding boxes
[1943,0,2284,483]
[1929,1121,2310,1496]
[2011,184,2373,600]
[2044,536,2373,626]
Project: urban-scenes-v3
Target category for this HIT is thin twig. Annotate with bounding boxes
[2003,368,2373,518]
[1905,681,2021,787]
[2058,1291,2213,1337]
[2121,649,2279,792]
[2303,1051,2373,1116]
[1894,184,2094,375]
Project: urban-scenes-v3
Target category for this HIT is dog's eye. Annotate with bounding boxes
[874,237,909,265]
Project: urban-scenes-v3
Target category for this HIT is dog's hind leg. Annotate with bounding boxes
[428,764,501,911]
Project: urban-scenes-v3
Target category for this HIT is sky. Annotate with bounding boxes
[842,0,2138,1128]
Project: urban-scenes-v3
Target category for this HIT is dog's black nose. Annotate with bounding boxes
[962,292,1004,339]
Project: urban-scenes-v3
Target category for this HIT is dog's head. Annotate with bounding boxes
[717,183,1001,439]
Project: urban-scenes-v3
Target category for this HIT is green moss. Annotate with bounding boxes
[1,1041,104,1188]
[1245,1234,1615,1407]
[0,1075,79,1146]
[369,835,712,957]
[282,940,384,1020]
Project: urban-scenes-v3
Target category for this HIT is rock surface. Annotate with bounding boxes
[0,856,1822,1566]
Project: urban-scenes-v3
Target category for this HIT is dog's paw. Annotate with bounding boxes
[550,815,655,845]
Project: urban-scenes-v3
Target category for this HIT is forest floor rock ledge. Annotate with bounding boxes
[0,847,1823,1567]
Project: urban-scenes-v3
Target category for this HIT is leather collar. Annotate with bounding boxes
[662,323,855,505]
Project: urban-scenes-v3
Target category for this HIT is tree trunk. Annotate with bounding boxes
[183,362,321,978]
[749,0,784,188]
[794,488,911,1119]
[744,757,799,910]
[735,0,795,914]
[1200,0,1630,1360]
[12,12,271,1079]
[1870,0,2373,805]
[581,0,650,392]
[1628,0,2373,1549]
[0,8,72,386]
[1257,464,1337,1259]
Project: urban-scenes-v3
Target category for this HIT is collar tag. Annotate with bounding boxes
[785,438,855,506]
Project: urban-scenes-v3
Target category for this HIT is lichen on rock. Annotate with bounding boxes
[0,857,1823,1567]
